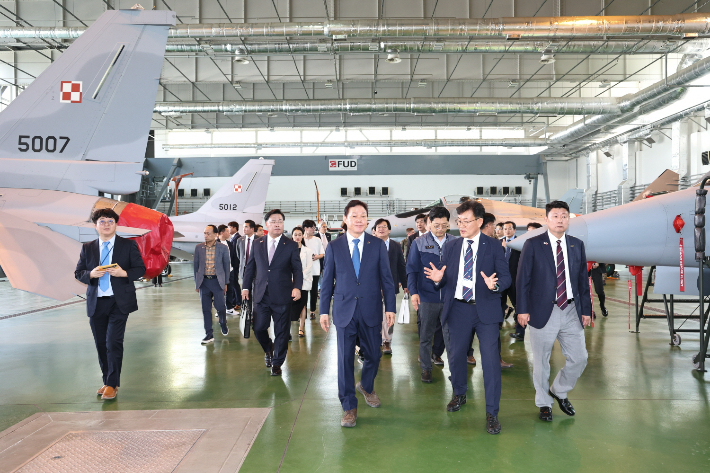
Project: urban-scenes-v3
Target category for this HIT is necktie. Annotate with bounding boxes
[245,238,251,263]
[462,240,474,302]
[99,241,110,292]
[352,239,361,278]
[268,239,276,265]
[505,239,511,260]
[556,240,569,310]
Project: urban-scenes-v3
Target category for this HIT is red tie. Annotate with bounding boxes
[245,238,251,263]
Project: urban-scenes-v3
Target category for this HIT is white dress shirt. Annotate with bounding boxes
[346,232,364,262]
[97,235,116,297]
[267,234,283,262]
[548,231,573,298]
[318,231,329,250]
[244,235,254,261]
[454,235,479,300]
[383,238,390,251]
[219,239,233,272]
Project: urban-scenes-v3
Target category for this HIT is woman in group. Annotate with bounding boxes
[291,227,314,338]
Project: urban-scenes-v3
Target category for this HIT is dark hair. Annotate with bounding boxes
[228,221,239,230]
[341,222,348,230]
[265,209,285,221]
[91,208,120,224]
[374,218,391,230]
[503,221,517,230]
[428,206,450,221]
[255,224,263,231]
[456,200,485,220]
[545,200,570,216]
[302,219,316,229]
[415,213,427,222]
[206,224,219,234]
[217,224,228,233]
[527,222,543,230]
[344,199,368,217]
[495,222,504,228]
[406,227,414,232]
[244,219,256,230]
[292,226,304,235]
[482,213,496,228]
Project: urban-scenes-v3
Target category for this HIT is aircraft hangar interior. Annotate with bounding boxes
[2,0,710,471]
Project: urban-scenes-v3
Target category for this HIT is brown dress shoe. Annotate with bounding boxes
[101,386,117,400]
[341,408,357,427]
[500,360,513,369]
[97,385,107,395]
[382,341,392,355]
[356,382,381,407]
[467,356,477,366]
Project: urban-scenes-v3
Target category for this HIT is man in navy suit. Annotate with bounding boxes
[320,200,396,428]
[424,200,511,435]
[75,208,146,401]
[242,209,303,376]
[516,201,592,422]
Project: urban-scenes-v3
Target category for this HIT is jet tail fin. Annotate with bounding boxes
[558,189,585,214]
[633,169,680,201]
[0,9,175,194]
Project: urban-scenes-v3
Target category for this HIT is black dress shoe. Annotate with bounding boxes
[486,413,501,434]
[421,370,432,383]
[602,307,609,317]
[549,390,575,416]
[264,351,274,368]
[446,394,466,412]
[271,365,282,376]
[432,355,444,366]
[539,406,553,422]
[509,333,524,341]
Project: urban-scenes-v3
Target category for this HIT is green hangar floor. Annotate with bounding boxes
[0,264,709,472]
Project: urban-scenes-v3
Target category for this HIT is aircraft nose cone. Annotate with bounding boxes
[119,203,174,278]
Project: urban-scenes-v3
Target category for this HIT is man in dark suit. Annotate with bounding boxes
[500,221,519,319]
[373,218,407,355]
[75,208,146,401]
[407,213,428,251]
[320,200,396,428]
[227,221,242,311]
[517,201,592,422]
[425,200,511,435]
[242,209,303,376]
[194,225,231,345]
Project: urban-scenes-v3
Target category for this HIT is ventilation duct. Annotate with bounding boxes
[161,138,547,150]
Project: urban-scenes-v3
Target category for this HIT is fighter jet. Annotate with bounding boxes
[0,8,176,300]
[170,158,274,258]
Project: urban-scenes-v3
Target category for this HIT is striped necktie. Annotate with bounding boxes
[462,240,474,302]
[556,240,568,310]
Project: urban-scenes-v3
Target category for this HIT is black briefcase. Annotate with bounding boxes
[240,299,252,339]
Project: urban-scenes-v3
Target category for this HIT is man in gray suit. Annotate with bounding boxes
[194,224,232,345]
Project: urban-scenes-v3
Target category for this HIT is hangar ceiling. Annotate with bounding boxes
[2,0,710,155]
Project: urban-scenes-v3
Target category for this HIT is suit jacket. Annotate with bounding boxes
[74,236,146,317]
[242,235,303,305]
[387,239,407,294]
[320,232,396,328]
[318,231,332,243]
[516,232,592,328]
[193,241,231,290]
[224,238,239,273]
[438,233,511,326]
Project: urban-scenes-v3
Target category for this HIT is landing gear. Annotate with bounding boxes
[671,333,681,346]
[161,264,172,277]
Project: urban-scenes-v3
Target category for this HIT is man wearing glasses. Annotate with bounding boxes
[242,209,303,376]
[75,208,146,401]
[424,200,511,434]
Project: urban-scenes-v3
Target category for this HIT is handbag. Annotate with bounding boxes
[397,293,410,324]
[240,298,252,339]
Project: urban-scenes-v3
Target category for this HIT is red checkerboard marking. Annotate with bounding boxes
[60,81,82,103]
[234,184,242,193]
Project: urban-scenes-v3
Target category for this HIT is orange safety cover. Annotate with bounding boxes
[118,203,174,279]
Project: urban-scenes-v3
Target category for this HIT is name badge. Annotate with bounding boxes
[425,245,434,249]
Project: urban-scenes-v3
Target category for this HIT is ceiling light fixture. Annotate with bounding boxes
[386,50,401,64]
[540,49,555,64]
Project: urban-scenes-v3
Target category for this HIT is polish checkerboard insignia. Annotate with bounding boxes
[234,184,243,193]
[60,81,82,103]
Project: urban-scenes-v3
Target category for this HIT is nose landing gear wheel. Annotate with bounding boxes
[671,334,681,346]
[693,353,702,370]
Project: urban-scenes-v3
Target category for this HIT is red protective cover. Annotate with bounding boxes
[119,203,174,279]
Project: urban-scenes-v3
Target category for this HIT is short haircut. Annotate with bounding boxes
[545,200,570,216]
[344,199,368,217]
[244,219,256,229]
[217,224,228,233]
[428,206,450,221]
[456,200,485,220]
[341,222,348,230]
[482,213,496,229]
[302,219,316,229]
[415,213,427,222]
[374,218,391,230]
[206,224,219,234]
[495,222,504,228]
[228,221,239,230]
[527,222,543,229]
[255,224,263,231]
[91,208,120,224]
[503,221,517,230]
[265,209,285,222]
[292,226,304,235]
[406,227,414,232]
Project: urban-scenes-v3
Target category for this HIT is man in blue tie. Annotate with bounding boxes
[320,200,396,428]
[424,200,511,434]
[75,208,146,401]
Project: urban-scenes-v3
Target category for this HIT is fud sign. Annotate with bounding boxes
[328,158,358,171]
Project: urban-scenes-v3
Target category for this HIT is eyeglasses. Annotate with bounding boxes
[97,219,116,226]
[456,218,478,226]
[375,225,389,230]
[430,224,448,230]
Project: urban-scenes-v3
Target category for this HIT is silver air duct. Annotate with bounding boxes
[161,138,547,150]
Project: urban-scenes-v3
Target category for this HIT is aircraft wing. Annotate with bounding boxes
[0,210,87,301]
